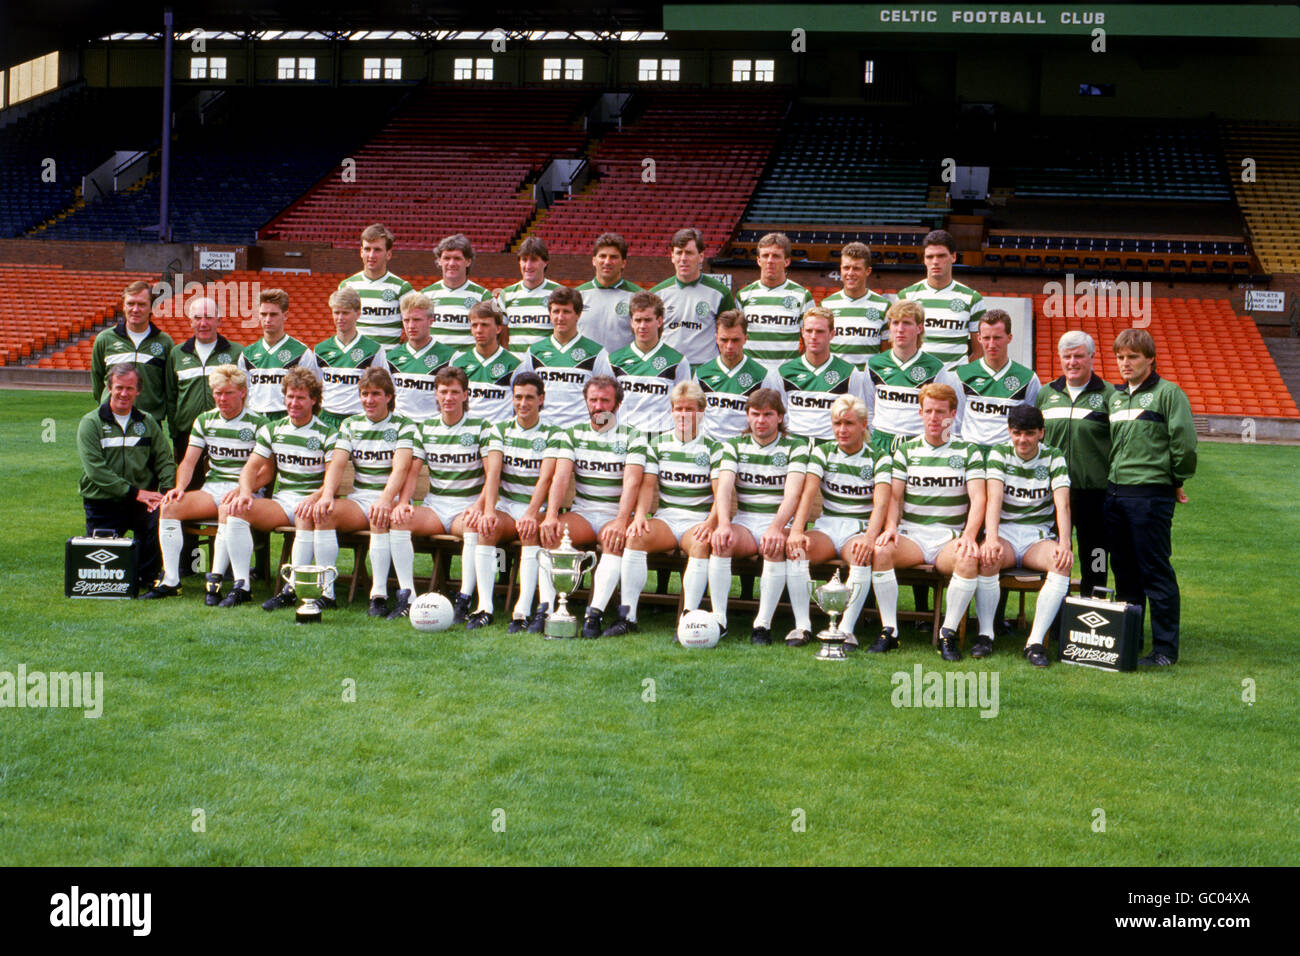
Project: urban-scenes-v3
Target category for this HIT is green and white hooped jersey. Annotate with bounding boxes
[774,354,875,441]
[892,437,985,531]
[897,279,985,369]
[452,346,525,425]
[719,432,809,518]
[985,443,1069,530]
[953,358,1042,448]
[576,277,641,354]
[498,279,562,355]
[339,271,414,348]
[867,349,960,439]
[807,440,892,522]
[386,340,455,423]
[693,356,782,443]
[736,279,814,369]
[189,408,269,484]
[522,334,613,430]
[314,333,389,418]
[644,431,721,516]
[548,422,647,513]
[334,412,417,493]
[238,335,319,416]
[606,341,692,435]
[821,288,893,368]
[653,274,737,366]
[486,419,556,507]
[254,415,336,495]
[419,279,492,355]
[413,415,490,501]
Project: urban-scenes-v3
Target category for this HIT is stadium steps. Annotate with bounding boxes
[1219,121,1300,274]
[1263,338,1300,413]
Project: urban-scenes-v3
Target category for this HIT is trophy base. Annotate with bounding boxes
[295,603,322,625]
[815,629,848,661]
[544,615,577,639]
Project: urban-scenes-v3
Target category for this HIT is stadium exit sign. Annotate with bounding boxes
[664,5,1300,38]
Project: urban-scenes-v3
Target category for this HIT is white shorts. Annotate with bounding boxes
[569,504,622,536]
[655,507,707,544]
[813,514,869,553]
[421,493,475,531]
[733,511,783,548]
[498,497,544,524]
[898,522,960,564]
[198,480,239,511]
[273,490,312,523]
[348,488,391,517]
[1001,523,1055,564]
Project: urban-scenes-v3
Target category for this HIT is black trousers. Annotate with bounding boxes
[84,495,161,589]
[1072,488,1109,598]
[1104,489,1180,661]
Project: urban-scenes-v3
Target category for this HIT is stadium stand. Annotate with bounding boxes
[0,86,159,237]
[262,89,591,252]
[0,264,154,367]
[742,107,932,227]
[983,231,1253,276]
[1008,117,1232,202]
[531,92,784,257]
[1219,121,1300,274]
[34,89,396,244]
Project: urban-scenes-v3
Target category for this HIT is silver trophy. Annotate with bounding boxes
[543,528,597,639]
[813,570,862,661]
[280,564,338,625]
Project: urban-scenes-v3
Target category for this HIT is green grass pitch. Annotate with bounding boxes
[1,389,1296,865]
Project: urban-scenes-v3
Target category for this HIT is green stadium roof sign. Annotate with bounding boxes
[663,4,1300,38]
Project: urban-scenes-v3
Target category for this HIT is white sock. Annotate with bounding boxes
[475,544,498,614]
[1028,571,1071,646]
[226,517,253,587]
[754,559,787,629]
[291,530,314,570]
[369,532,391,598]
[159,518,183,586]
[620,549,648,622]
[976,574,1001,638]
[390,529,415,593]
[786,558,812,631]
[942,574,978,632]
[842,564,873,639]
[538,549,557,610]
[314,530,338,598]
[873,569,899,631]
[515,545,540,618]
[460,532,478,599]
[589,552,621,614]
[211,524,230,577]
[708,555,732,627]
[682,556,709,611]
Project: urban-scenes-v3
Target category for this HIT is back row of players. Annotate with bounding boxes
[104,223,1097,665]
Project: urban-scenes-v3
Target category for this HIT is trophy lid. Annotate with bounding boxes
[554,526,580,554]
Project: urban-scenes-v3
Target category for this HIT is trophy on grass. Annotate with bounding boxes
[812,570,861,661]
[543,528,597,639]
[280,564,338,625]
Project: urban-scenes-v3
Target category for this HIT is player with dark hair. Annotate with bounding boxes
[238,288,320,420]
[953,309,1041,448]
[692,309,781,441]
[710,387,809,644]
[980,404,1073,667]
[822,241,892,368]
[499,237,562,355]
[339,223,414,348]
[522,286,612,429]
[652,227,736,366]
[605,291,692,434]
[421,233,492,355]
[577,232,642,353]
[451,300,524,425]
[897,228,985,370]
[737,232,813,371]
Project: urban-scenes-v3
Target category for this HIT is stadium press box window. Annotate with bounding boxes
[190,57,227,80]
[364,58,402,80]
[454,58,494,81]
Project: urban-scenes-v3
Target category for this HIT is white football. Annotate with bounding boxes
[677,609,721,649]
[410,593,455,632]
